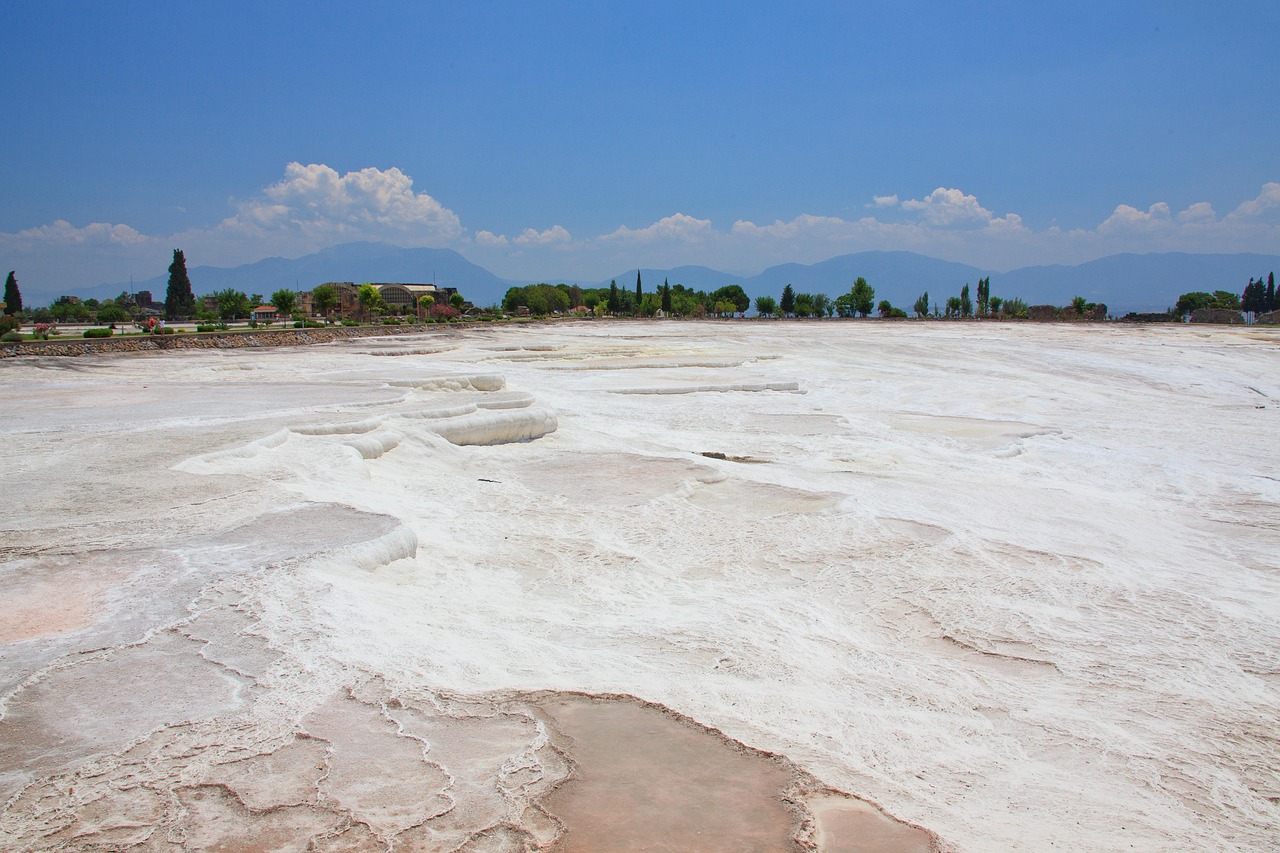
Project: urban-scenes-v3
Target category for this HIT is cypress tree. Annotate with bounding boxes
[608,280,619,314]
[3,270,21,315]
[1268,272,1276,312]
[780,283,795,315]
[165,249,196,319]
[661,278,672,314]
[635,270,642,316]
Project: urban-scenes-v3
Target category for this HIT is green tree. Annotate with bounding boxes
[213,289,251,321]
[809,293,830,318]
[670,288,701,317]
[1211,290,1240,310]
[755,295,777,317]
[356,283,385,321]
[271,289,297,323]
[913,291,930,318]
[1071,295,1090,315]
[793,293,815,317]
[989,296,1004,315]
[1267,272,1276,312]
[780,284,795,316]
[661,279,672,314]
[450,292,466,311]
[164,249,196,320]
[608,280,620,314]
[635,270,643,316]
[418,294,435,319]
[313,284,339,319]
[850,277,875,317]
[976,277,990,316]
[51,298,91,323]
[3,271,21,315]
[1174,292,1215,315]
[834,293,855,318]
[96,302,130,325]
[711,285,750,316]
[1243,278,1264,314]
[1003,297,1028,318]
[960,284,973,318]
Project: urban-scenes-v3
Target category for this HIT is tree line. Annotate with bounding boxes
[1173,273,1275,317]
[502,273,752,318]
[6,250,1277,336]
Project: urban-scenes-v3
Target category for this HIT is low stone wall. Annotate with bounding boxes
[1118,313,1175,323]
[1027,304,1108,322]
[0,324,448,359]
[1189,308,1245,324]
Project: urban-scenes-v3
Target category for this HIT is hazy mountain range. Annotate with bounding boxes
[68,242,1280,315]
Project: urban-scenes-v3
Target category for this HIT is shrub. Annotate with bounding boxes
[341,318,359,326]
[84,328,113,338]
[428,303,461,320]
[0,315,20,334]
[1,330,22,342]
[196,323,228,332]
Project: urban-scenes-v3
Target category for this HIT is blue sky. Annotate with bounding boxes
[2,1,1278,299]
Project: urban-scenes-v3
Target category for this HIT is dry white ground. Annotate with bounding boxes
[2,321,1277,852]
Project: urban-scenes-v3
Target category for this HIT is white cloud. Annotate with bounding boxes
[514,225,572,246]
[600,213,715,244]
[1098,202,1172,233]
[1177,201,1216,223]
[474,230,509,247]
[11,219,151,247]
[900,187,995,227]
[1226,181,1280,222]
[873,194,900,208]
[213,162,464,248]
[730,213,855,240]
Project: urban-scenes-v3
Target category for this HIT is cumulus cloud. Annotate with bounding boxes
[10,219,151,247]
[215,162,464,246]
[600,213,715,243]
[1226,181,1280,222]
[873,194,900,208]
[513,225,572,246]
[1177,202,1216,223]
[1098,202,1173,232]
[730,214,861,241]
[900,187,995,227]
[474,230,509,247]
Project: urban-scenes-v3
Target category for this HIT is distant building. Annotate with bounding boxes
[251,305,277,322]
[298,282,460,317]
[299,282,360,317]
[374,283,458,311]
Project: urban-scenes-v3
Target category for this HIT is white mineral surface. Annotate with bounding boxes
[1,321,1277,851]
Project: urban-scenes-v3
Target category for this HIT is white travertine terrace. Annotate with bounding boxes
[1,322,1277,851]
